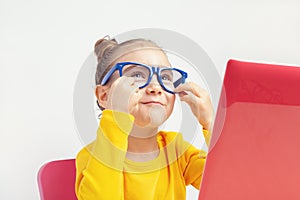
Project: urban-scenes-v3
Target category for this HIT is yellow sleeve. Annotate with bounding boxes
[203,129,212,147]
[75,110,134,200]
[180,145,207,189]
[179,129,211,190]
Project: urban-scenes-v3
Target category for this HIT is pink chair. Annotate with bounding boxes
[37,159,77,200]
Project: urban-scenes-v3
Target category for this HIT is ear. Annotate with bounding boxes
[95,85,109,109]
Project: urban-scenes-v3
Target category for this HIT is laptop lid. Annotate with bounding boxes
[198,59,300,200]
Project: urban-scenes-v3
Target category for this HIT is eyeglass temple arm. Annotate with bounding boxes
[173,77,184,88]
[100,65,120,85]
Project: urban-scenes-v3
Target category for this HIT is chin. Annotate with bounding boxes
[133,105,168,128]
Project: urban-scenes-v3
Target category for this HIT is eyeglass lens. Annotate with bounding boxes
[122,64,184,92]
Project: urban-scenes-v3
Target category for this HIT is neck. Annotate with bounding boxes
[127,124,159,153]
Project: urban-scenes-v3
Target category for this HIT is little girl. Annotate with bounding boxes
[75,36,213,200]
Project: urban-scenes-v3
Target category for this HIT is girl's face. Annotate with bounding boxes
[101,48,176,129]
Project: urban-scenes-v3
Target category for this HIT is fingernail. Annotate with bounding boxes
[179,91,188,97]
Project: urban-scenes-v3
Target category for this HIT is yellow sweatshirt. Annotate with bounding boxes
[75,110,210,200]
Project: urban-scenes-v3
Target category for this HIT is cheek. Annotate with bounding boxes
[166,94,175,114]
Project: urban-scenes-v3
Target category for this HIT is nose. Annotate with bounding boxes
[145,74,162,95]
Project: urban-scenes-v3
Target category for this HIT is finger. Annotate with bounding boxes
[178,90,188,97]
[174,82,203,97]
[113,76,139,93]
[179,83,211,101]
[107,77,139,111]
[178,91,196,105]
[115,76,136,87]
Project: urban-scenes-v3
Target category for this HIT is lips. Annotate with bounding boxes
[141,101,164,106]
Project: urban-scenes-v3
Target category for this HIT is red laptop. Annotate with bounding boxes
[198,59,300,200]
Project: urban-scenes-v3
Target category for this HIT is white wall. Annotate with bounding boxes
[1,0,300,199]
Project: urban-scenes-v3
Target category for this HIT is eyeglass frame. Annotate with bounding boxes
[100,62,188,94]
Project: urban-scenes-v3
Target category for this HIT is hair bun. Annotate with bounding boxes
[94,36,117,62]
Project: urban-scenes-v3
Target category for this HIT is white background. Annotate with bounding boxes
[1,0,300,199]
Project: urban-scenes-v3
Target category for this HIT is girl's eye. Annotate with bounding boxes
[130,72,146,79]
[161,74,172,81]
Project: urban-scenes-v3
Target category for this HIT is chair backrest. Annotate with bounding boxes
[37,159,77,200]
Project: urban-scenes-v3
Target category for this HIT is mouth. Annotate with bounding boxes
[141,101,164,106]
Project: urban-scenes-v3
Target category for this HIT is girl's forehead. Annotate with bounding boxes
[115,48,170,66]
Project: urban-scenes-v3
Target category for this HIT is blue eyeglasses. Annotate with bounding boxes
[101,62,188,94]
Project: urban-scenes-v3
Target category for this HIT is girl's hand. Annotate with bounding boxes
[106,76,140,114]
[174,82,214,131]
